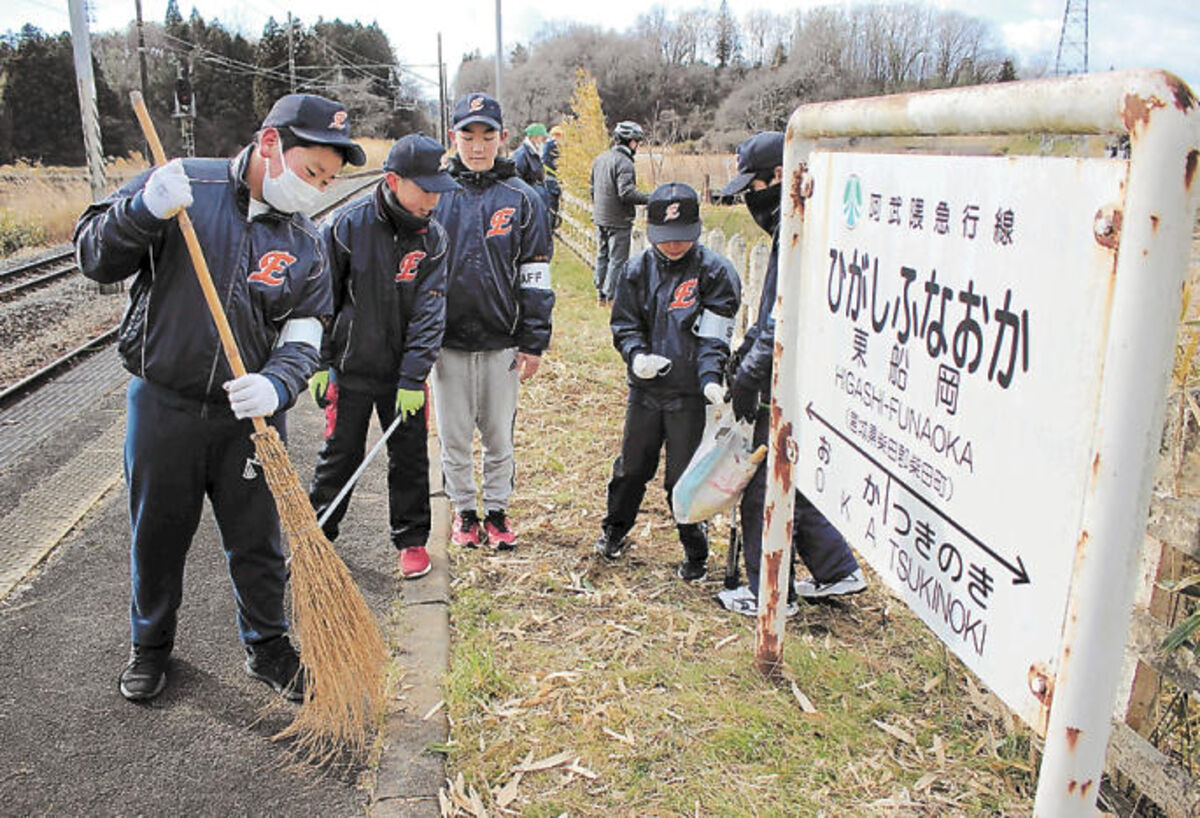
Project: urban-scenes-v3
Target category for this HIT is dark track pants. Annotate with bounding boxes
[594,225,632,300]
[739,404,859,595]
[602,396,709,561]
[125,376,288,648]
[308,384,430,550]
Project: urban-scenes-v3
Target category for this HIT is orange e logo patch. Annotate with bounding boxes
[486,207,517,238]
[665,202,681,221]
[248,251,296,286]
[668,278,698,310]
[396,250,426,282]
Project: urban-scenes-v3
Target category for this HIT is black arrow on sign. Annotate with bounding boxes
[805,401,1031,585]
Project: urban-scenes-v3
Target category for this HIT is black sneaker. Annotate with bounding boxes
[593,532,628,560]
[119,643,171,701]
[676,559,708,582]
[484,510,517,550]
[245,635,305,703]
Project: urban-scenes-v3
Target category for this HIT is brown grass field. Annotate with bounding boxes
[438,244,1046,816]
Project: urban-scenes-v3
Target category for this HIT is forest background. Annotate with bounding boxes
[0,0,1019,164]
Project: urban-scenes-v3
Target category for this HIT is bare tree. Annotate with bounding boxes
[742,10,789,68]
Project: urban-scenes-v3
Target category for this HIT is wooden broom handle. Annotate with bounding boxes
[130,91,267,434]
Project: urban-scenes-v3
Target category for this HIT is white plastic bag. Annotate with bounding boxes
[672,406,767,524]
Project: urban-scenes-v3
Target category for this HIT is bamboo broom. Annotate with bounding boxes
[129,92,387,761]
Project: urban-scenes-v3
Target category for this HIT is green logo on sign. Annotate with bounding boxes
[843,174,863,229]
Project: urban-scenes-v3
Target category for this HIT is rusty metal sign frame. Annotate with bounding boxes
[756,70,1200,816]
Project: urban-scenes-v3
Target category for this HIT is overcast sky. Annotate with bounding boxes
[7,0,1200,97]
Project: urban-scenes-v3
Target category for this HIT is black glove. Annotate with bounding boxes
[730,378,760,423]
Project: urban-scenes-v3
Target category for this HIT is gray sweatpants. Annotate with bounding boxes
[431,347,520,514]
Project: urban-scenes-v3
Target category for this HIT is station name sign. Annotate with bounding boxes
[789,151,1128,731]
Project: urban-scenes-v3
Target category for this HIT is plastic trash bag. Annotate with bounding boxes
[672,406,767,524]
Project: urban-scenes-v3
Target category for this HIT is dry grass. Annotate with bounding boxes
[438,247,1038,816]
[636,152,739,196]
[351,138,393,173]
[0,157,148,254]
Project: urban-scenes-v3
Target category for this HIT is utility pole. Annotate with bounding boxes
[67,0,106,202]
[286,11,297,92]
[134,0,149,97]
[437,32,447,145]
[494,0,502,106]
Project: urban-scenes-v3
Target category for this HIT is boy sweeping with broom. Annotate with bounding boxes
[75,93,364,703]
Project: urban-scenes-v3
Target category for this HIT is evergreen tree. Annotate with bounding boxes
[713,0,740,69]
[164,0,183,34]
[2,25,132,164]
[253,17,290,119]
[192,19,259,155]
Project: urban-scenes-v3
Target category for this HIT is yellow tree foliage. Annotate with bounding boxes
[555,68,611,200]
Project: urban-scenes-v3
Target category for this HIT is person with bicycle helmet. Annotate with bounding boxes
[589,120,649,306]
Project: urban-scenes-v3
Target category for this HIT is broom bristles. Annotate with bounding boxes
[252,427,388,762]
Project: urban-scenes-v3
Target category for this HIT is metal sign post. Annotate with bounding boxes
[755,70,1200,815]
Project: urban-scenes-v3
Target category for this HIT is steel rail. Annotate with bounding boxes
[0,326,120,408]
[0,171,384,408]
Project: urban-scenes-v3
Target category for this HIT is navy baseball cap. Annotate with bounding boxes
[384,134,461,193]
[262,93,366,166]
[720,131,785,196]
[452,93,503,131]
[647,182,702,244]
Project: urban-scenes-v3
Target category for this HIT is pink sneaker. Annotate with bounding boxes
[484,510,516,550]
[450,510,483,548]
[398,545,431,580]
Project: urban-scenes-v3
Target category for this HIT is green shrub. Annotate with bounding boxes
[0,209,47,255]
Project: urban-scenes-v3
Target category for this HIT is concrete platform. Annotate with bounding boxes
[0,352,450,815]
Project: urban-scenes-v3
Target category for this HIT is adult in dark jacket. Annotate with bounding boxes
[542,125,563,229]
[73,93,365,702]
[308,134,457,581]
[594,183,741,582]
[512,122,552,230]
[716,131,866,618]
[589,120,649,304]
[432,93,554,551]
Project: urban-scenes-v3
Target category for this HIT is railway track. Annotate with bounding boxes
[0,172,383,409]
[0,250,77,300]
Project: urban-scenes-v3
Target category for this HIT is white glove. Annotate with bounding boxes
[142,158,193,220]
[703,382,726,404]
[632,353,672,380]
[225,374,279,419]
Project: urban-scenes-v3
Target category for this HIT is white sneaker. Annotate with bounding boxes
[717,585,757,616]
[717,585,797,617]
[794,568,867,599]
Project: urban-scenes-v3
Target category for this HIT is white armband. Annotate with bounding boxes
[692,309,735,344]
[519,262,552,290]
[275,316,323,351]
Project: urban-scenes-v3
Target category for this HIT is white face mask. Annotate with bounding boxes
[261,152,322,214]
